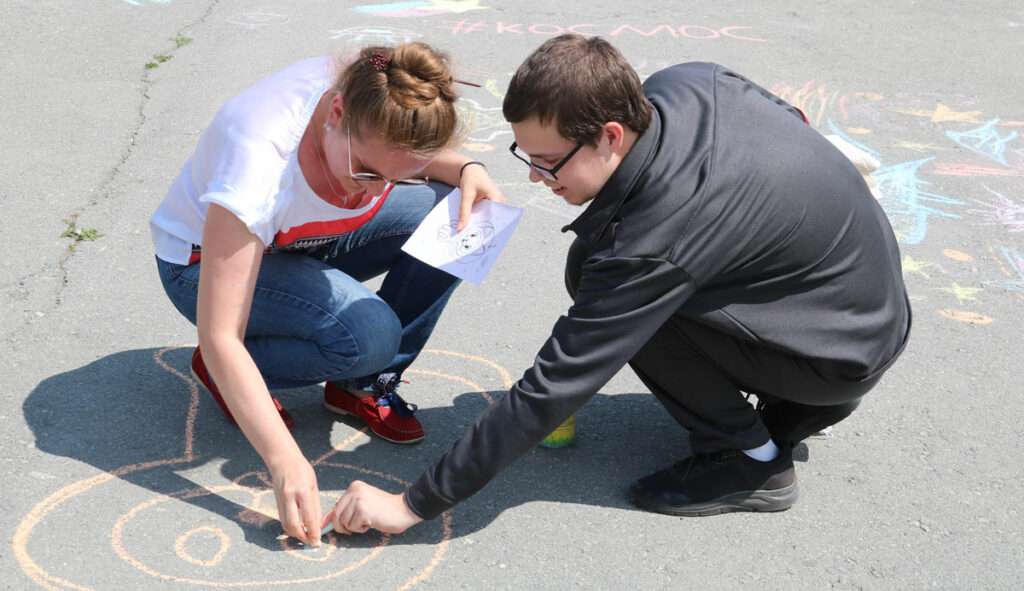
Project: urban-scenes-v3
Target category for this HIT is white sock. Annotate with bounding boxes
[743,439,779,462]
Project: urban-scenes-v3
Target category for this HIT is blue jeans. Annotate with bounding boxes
[156,182,460,390]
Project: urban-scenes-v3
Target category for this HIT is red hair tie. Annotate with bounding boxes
[369,53,390,72]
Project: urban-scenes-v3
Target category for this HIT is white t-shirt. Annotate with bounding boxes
[150,56,393,265]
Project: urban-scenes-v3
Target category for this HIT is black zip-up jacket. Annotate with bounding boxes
[405,63,910,520]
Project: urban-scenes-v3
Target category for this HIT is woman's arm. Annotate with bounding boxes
[421,148,474,186]
[197,204,323,547]
[423,149,506,231]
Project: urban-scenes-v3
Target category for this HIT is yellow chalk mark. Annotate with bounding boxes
[938,282,983,303]
[175,526,231,567]
[846,127,871,135]
[943,248,974,262]
[484,79,504,99]
[938,309,993,325]
[902,255,936,279]
[893,103,983,123]
[895,141,946,152]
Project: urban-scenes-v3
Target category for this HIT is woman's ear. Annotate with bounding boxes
[328,91,345,128]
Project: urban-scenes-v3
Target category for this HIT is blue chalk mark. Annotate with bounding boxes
[945,119,1018,166]
[871,158,963,245]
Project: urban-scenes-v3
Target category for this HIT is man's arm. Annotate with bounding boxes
[406,255,697,520]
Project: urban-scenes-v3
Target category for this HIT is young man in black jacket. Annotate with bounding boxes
[325,34,910,535]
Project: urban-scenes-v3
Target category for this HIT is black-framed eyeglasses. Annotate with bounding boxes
[347,127,428,186]
[509,141,584,181]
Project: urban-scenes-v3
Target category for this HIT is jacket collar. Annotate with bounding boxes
[562,106,662,241]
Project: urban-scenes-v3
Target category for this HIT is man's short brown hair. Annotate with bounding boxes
[503,34,651,145]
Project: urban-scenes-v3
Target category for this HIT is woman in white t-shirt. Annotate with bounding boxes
[152,43,503,547]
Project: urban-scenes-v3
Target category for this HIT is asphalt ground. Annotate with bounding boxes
[2,1,1022,589]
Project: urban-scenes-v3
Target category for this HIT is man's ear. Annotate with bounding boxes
[602,122,626,152]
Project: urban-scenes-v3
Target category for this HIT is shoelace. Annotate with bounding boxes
[371,374,418,417]
[673,450,741,479]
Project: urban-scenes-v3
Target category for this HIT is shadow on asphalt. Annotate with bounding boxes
[24,347,813,550]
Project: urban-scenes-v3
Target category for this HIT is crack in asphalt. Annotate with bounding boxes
[3,0,222,341]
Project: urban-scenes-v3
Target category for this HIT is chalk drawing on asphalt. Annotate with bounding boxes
[354,0,488,18]
[872,158,963,245]
[893,103,984,124]
[226,10,290,29]
[968,185,1024,233]
[937,309,994,325]
[937,282,983,304]
[14,348,515,590]
[987,245,1024,293]
[328,26,422,44]
[945,119,1019,165]
[456,98,510,143]
[902,255,940,279]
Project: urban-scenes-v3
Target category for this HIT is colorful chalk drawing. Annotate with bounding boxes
[902,255,939,279]
[937,309,994,325]
[942,249,974,262]
[226,10,290,29]
[14,348,515,590]
[439,21,767,41]
[756,79,1024,324]
[328,26,423,45]
[873,158,963,245]
[945,119,1019,165]
[937,282,984,304]
[455,97,510,144]
[355,0,488,18]
[893,103,984,124]
[969,186,1024,233]
[987,246,1024,293]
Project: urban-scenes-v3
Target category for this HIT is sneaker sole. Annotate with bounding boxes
[323,402,424,445]
[632,481,799,517]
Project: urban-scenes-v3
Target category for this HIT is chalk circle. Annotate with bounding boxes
[938,309,993,325]
[112,479,390,586]
[943,248,974,262]
[175,526,232,567]
[15,348,510,591]
[461,142,496,152]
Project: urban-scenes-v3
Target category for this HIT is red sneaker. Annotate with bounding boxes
[323,374,424,444]
[190,347,295,430]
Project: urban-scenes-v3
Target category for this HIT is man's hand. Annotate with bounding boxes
[324,480,423,535]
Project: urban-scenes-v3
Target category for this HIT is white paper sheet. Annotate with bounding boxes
[401,188,523,285]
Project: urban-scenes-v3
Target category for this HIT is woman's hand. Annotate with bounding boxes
[268,454,324,547]
[324,480,423,536]
[457,163,506,231]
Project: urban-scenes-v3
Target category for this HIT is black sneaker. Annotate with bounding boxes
[629,448,798,516]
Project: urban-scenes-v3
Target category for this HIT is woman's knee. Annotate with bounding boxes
[321,298,401,376]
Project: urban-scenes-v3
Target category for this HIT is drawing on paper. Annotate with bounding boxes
[437,222,497,262]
